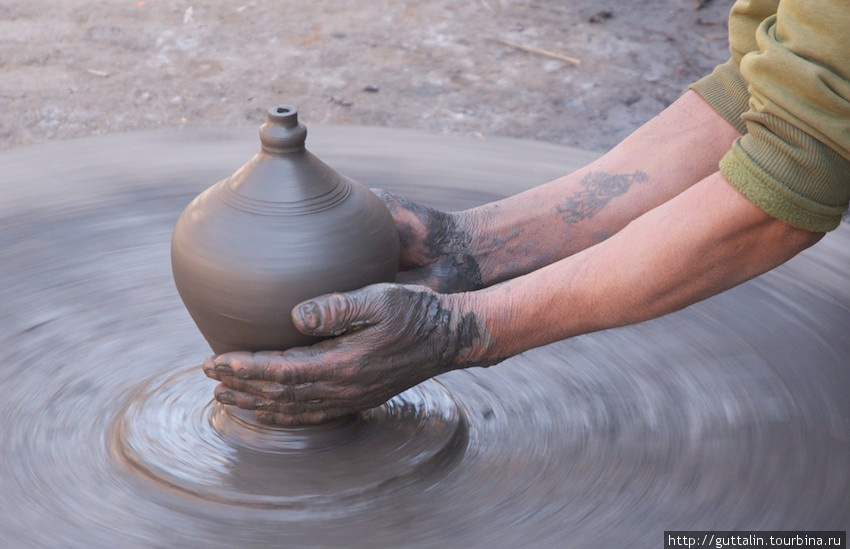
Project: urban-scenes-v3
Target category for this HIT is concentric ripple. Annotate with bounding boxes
[110,366,466,509]
[1,128,847,548]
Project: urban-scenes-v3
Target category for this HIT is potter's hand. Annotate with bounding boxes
[375,190,483,293]
[204,283,495,426]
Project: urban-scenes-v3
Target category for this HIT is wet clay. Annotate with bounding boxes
[0,127,848,548]
[171,105,399,354]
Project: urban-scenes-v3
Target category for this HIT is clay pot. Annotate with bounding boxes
[171,105,399,354]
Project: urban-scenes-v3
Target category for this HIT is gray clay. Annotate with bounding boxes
[171,105,400,353]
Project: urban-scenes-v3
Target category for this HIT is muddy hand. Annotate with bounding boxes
[204,283,494,426]
[374,189,484,293]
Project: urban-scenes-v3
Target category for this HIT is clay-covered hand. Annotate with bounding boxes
[203,283,495,426]
[374,189,484,293]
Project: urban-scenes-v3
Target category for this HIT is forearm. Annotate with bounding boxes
[464,171,823,362]
[460,90,741,286]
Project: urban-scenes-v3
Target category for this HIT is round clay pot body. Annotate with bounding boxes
[171,105,399,354]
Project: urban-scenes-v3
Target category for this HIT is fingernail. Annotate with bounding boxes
[217,392,236,405]
[296,301,322,331]
[215,364,233,376]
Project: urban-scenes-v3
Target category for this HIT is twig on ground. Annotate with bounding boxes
[494,38,581,66]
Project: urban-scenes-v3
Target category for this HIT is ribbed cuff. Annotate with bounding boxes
[689,60,751,135]
[720,113,850,232]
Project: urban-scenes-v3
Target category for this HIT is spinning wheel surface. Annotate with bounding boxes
[0,127,847,548]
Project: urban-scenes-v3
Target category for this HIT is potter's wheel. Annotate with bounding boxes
[1,127,848,548]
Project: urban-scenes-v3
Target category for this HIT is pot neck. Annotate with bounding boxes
[259,104,307,154]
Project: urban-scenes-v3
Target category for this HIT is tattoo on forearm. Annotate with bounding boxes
[556,171,648,224]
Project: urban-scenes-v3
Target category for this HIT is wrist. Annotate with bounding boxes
[457,203,529,287]
[440,291,502,369]
[435,209,486,291]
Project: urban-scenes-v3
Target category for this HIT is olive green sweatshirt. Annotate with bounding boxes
[690,0,850,232]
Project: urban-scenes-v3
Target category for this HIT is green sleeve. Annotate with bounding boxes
[689,0,779,134]
[721,1,850,232]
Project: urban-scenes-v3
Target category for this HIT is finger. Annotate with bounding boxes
[212,350,325,385]
[215,387,330,415]
[373,189,424,228]
[207,350,288,380]
[371,188,415,241]
[215,383,267,409]
[370,189,436,268]
[214,384,298,411]
[202,356,220,380]
[370,188,404,219]
[208,351,256,377]
[216,376,328,402]
[292,285,392,337]
[256,408,355,427]
[370,187,393,206]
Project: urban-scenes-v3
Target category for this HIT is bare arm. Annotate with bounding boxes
[395,90,741,292]
[461,90,742,286]
[463,171,824,362]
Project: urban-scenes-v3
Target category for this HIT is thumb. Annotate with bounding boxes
[292,285,391,337]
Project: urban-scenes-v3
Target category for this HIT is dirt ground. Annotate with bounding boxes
[0,0,731,153]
